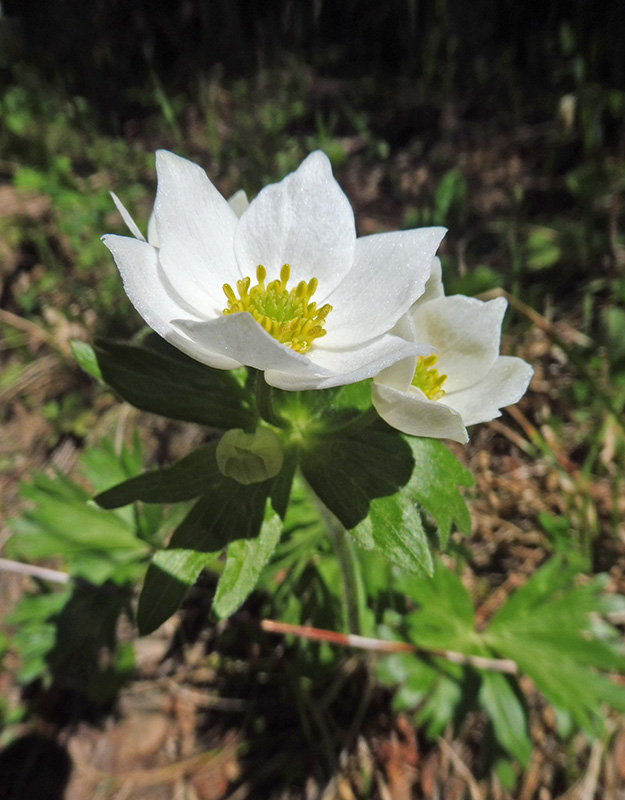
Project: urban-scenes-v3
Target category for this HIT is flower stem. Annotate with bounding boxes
[329,525,362,635]
[252,369,285,428]
[302,476,362,635]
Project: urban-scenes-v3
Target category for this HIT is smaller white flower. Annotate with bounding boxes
[371,261,533,443]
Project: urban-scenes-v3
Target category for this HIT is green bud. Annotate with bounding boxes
[216,427,284,485]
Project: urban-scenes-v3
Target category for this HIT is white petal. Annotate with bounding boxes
[372,382,469,443]
[110,192,145,242]
[234,151,356,298]
[147,208,159,247]
[412,295,507,393]
[154,150,239,312]
[266,330,424,391]
[322,227,446,346]
[443,356,533,426]
[366,312,436,391]
[173,313,316,375]
[413,256,445,309]
[228,189,249,218]
[102,234,239,369]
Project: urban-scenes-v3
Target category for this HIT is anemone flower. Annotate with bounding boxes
[371,268,533,443]
[103,150,445,390]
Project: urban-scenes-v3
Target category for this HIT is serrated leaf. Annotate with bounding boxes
[213,499,282,618]
[95,443,220,508]
[70,340,102,380]
[479,671,532,766]
[94,338,255,429]
[484,558,625,735]
[401,562,477,652]
[350,491,432,574]
[300,419,414,529]
[488,640,625,734]
[404,437,473,545]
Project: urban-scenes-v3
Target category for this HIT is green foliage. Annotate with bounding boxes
[403,168,468,229]
[95,443,222,508]
[87,344,473,632]
[136,478,281,633]
[7,438,152,585]
[6,592,72,686]
[403,437,474,546]
[377,558,625,769]
[213,500,283,618]
[485,559,625,733]
[91,338,256,430]
[3,437,158,704]
[350,491,432,575]
[299,418,414,529]
[13,583,136,705]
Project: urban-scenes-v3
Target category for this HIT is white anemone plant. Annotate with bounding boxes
[371,260,534,443]
[103,150,445,391]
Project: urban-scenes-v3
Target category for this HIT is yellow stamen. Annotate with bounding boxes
[412,354,447,400]
[222,264,332,353]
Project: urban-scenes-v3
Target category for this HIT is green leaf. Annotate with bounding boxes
[80,434,144,494]
[137,477,278,633]
[137,548,221,635]
[213,499,283,618]
[95,443,221,508]
[70,340,102,380]
[433,168,467,225]
[401,561,477,653]
[300,419,414,529]
[8,479,149,584]
[524,225,562,271]
[479,671,532,766]
[350,491,432,574]
[93,338,255,429]
[168,480,272,551]
[376,652,439,711]
[485,558,625,735]
[415,670,464,738]
[403,437,473,546]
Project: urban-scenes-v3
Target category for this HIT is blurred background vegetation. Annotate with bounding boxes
[1,2,625,798]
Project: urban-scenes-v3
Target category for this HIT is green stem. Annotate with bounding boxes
[252,369,285,428]
[303,476,362,635]
[330,525,361,635]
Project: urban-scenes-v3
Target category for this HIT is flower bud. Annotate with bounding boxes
[216,427,284,485]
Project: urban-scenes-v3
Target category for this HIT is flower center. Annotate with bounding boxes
[411,354,447,400]
[222,264,332,353]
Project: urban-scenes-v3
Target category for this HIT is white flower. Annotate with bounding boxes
[371,260,533,443]
[103,151,445,391]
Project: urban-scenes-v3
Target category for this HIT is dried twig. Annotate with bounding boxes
[0,557,70,584]
[260,619,519,674]
[438,737,484,800]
